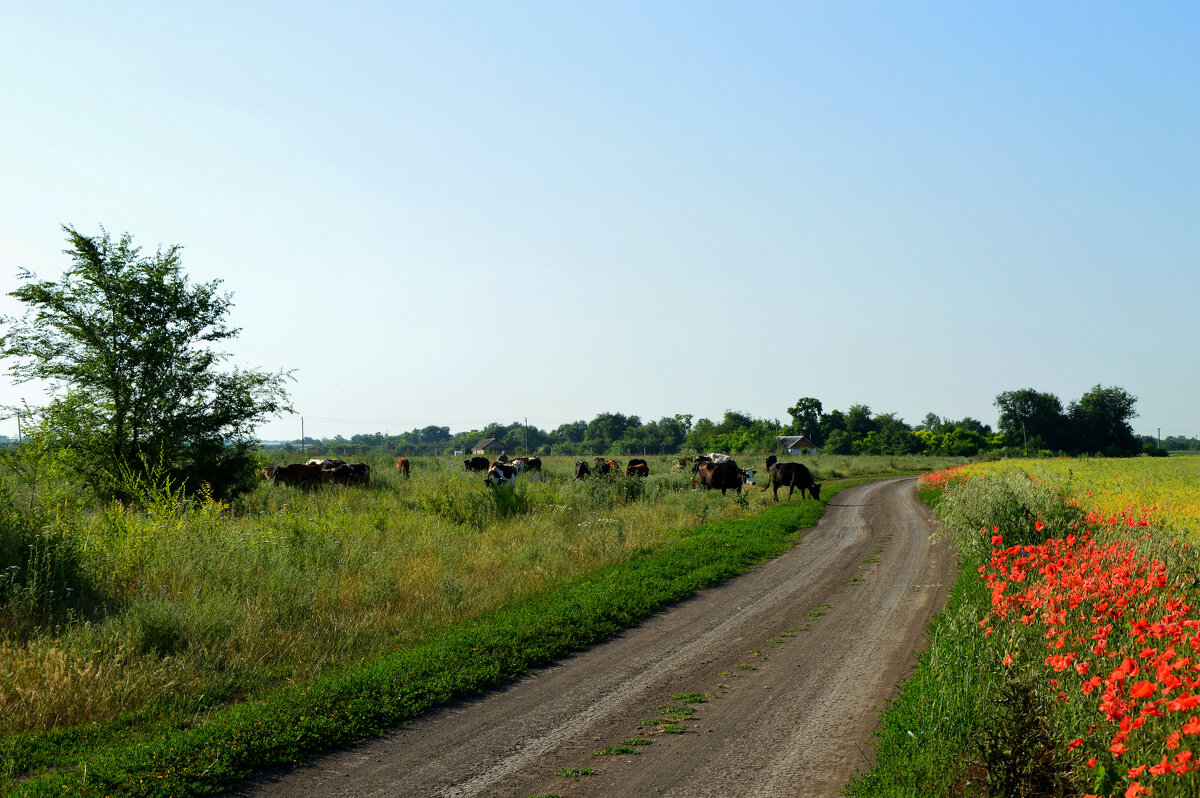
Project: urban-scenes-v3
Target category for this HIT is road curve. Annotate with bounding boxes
[232,477,956,798]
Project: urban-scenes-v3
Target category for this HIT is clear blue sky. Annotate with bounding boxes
[2,2,1197,442]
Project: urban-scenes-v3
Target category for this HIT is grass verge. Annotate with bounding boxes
[5,484,847,797]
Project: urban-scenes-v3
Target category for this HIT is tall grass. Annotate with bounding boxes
[0,451,960,788]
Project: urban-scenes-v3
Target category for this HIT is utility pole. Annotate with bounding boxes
[525,417,529,453]
[301,417,305,455]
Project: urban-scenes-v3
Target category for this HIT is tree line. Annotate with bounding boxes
[290,385,1160,460]
[0,225,1182,501]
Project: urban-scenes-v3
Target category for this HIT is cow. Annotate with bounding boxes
[465,456,490,472]
[626,459,649,477]
[306,458,346,468]
[595,459,619,475]
[348,463,371,486]
[395,457,410,478]
[513,456,542,472]
[273,463,323,488]
[692,460,745,495]
[574,461,591,479]
[705,452,734,464]
[741,468,756,486]
[485,462,517,487]
[762,455,821,502]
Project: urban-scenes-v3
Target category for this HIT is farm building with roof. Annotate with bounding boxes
[471,437,509,455]
[777,435,818,455]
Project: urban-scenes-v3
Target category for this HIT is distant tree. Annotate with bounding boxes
[845,404,878,441]
[817,409,847,444]
[685,417,716,453]
[917,412,943,431]
[994,389,1068,452]
[552,420,587,444]
[584,412,640,452]
[823,429,854,455]
[1068,385,1139,455]
[0,225,291,497]
[787,397,823,442]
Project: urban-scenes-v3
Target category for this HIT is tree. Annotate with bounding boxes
[994,389,1068,453]
[1,225,292,497]
[787,397,823,442]
[1068,385,1139,455]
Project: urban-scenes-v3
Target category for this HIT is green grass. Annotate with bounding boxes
[2,475,851,796]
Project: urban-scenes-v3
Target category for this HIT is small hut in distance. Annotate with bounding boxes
[777,435,818,456]
[472,437,509,456]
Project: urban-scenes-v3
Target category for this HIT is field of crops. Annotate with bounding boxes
[966,456,1200,539]
[852,456,1200,798]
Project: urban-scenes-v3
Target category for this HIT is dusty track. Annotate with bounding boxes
[233,477,956,798]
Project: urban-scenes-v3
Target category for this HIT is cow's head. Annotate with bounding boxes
[742,468,756,485]
[810,483,821,501]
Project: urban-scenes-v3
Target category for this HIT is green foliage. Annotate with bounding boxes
[0,226,292,499]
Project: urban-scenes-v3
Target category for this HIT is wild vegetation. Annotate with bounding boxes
[0,450,956,796]
[849,457,1200,798]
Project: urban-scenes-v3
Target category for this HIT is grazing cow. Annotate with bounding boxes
[348,463,371,487]
[514,456,542,472]
[574,461,591,479]
[485,462,517,487]
[395,457,410,478]
[705,452,734,464]
[273,463,324,488]
[626,459,649,477]
[306,458,346,468]
[464,456,489,472]
[762,456,821,502]
[595,459,619,475]
[692,460,745,495]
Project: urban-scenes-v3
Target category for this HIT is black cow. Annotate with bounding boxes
[693,460,744,495]
[464,456,490,472]
[574,461,591,479]
[763,455,821,502]
[273,463,323,488]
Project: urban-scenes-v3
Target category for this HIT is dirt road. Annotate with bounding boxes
[234,477,956,798]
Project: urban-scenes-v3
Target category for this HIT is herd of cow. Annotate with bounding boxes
[265,453,820,502]
[265,459,371,487]
[462,452,821,501]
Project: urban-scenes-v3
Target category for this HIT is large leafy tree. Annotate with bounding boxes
[1068,384,1139,455]
[994,388,1068,452]
[1,225,291,497]
[786,397,823,442]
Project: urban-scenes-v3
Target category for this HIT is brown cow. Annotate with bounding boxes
[626,459,649,477]
[464,456,490,472]
[692,460,745,495]
[395,457,410,477]
[574,461,591,479]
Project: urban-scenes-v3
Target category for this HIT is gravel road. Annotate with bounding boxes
[233,476,957,798]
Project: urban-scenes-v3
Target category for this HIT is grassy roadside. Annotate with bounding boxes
[5,482,852,797]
